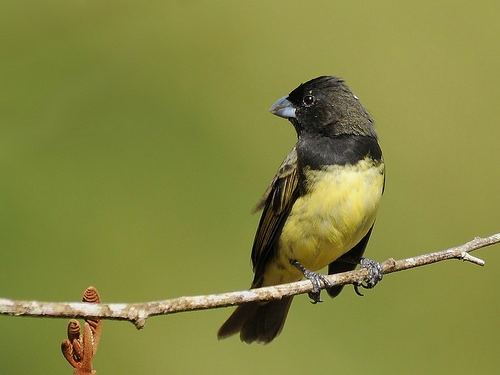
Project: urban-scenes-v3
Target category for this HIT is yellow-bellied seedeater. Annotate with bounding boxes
[218,76,385,344]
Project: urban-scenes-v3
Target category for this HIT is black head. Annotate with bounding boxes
[270,76,376,138]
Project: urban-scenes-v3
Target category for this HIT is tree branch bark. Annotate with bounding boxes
[1,233,498,329]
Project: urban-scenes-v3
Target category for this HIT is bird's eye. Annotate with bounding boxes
[303,95,315,106]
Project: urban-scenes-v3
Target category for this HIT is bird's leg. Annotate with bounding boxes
[290,260,331,304]
[353,257,384,297]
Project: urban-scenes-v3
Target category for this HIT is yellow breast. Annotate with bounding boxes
[263,158,384,285]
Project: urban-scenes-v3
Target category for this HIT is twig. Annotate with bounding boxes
[0,233,498,329]
[61,287,103,375]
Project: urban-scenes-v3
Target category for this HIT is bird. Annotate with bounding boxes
[217,76,385,344]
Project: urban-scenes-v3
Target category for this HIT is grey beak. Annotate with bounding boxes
[269,96,296,119]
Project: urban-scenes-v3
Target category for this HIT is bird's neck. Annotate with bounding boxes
[296,134,382,171]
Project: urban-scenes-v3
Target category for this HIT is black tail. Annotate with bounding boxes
[217,297,293,344]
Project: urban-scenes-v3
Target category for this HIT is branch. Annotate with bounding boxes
[1,233,498,329]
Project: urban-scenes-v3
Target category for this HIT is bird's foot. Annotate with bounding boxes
[291,260,331,304]
[354,257,383,297]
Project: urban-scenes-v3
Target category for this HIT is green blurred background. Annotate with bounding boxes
[1,0,499,374]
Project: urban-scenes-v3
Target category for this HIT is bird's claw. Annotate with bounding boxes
[291,260,331,303]
[354,257,383,297]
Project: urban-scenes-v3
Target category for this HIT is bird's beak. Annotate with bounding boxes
[269,96,296,119]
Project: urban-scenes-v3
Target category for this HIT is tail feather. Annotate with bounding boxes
[217,302,259,340]
[218,297,293,344]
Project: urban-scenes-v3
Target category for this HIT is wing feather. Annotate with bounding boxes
[251,147,299,285]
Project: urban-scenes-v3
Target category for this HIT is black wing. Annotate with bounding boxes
[251,147,299,287]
